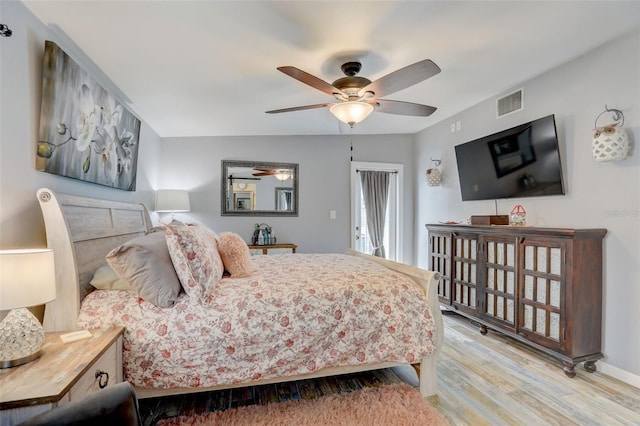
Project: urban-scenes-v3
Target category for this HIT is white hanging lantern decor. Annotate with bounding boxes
[592,106,629,162]
[426,158,442,186]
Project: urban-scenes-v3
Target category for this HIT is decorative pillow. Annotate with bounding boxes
[90,265,132,291]
[218,232,253,278]
[165,224,224,302]
[106,232,182,308]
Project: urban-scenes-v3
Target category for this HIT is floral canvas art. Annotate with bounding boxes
[36,41,140,191]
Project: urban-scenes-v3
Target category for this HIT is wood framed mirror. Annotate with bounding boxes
[221,160,298,216]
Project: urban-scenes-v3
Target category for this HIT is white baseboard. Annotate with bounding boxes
[598,361,640,389]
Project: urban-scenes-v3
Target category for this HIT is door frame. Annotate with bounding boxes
[350,161,404,262]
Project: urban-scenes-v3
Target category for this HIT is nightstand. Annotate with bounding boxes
[0,326,124,426]
[248,243,297,255]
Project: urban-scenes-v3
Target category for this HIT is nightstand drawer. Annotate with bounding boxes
[67,340,120,400]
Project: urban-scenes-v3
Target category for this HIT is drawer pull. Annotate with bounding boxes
[95,371,109,389]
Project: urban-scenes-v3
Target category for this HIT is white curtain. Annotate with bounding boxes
[359,170,391,257]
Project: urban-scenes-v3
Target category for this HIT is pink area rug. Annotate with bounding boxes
[157,383,449,426]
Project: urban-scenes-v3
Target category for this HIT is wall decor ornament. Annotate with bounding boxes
[36,41,141,191]
[592,106,629,162]
[426,158,442,186]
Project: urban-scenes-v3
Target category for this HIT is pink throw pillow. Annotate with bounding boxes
[165,224,224,302]
[218,232,253,278]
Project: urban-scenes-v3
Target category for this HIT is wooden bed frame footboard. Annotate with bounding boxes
[36,188,443,397]
[345,248,443,396]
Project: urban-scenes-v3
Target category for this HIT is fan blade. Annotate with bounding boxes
[277,66,347,99]
[372,99,437,117]
[253,172,275,176]
[266,103,332,114]
[359,59,441,98]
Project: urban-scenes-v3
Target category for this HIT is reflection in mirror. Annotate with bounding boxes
[275,188,293,211]
[222,160,298,216]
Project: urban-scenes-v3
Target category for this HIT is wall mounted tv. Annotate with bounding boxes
[455,114,565,201]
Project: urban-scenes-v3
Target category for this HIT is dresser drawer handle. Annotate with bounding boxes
[95,371,109,389]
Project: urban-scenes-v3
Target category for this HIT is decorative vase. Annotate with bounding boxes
[510,204,526,226]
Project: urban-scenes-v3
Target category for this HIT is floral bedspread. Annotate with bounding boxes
[77,254,436,389]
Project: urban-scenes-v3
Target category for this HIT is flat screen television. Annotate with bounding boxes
[454,114,565,201]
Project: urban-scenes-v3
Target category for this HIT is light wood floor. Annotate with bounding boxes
[394,313,640,425]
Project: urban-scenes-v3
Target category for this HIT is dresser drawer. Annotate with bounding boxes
[67,336,122,401]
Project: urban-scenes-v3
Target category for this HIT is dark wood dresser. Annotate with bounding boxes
[426,223,606,377]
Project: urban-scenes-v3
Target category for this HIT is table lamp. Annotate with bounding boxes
[155,189,191,221]
[0,249,56,368]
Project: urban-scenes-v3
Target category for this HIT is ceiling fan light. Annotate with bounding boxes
[330,102,374,127]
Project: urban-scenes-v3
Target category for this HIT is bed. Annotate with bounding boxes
[36,187,443,398]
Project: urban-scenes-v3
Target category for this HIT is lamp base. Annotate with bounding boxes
[0,349,42,369]
[0,308,45,369]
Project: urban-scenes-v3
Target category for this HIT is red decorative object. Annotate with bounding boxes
[510,204,526,226]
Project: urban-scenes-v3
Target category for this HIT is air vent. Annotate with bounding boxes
[496,88,523,118]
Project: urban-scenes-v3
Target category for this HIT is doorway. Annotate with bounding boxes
[350,161,403,262]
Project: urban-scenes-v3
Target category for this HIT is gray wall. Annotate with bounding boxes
[159,134,416,259]
[414,30,640,383]
[0,1,161,248]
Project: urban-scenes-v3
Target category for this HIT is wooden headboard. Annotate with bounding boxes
[37,188,152,332]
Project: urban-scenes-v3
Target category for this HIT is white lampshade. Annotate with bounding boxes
[155,189,191,212]
[0,249,56,310]
[330,102,374,127]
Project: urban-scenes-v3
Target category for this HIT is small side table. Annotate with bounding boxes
[248,243,297,255]
[0,326,124,426]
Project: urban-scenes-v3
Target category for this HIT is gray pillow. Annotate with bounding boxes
[106,232,181,308]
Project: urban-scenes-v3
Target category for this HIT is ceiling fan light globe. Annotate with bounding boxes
[330,102,374,126]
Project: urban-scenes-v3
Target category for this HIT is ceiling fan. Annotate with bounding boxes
[266,59,441,126]
[229,167,285,178]
[252,167,290,180]
[252,166,277,177]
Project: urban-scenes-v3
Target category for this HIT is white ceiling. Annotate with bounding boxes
[22,1,640,138]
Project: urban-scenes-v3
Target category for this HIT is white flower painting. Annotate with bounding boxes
[36,41,141,191]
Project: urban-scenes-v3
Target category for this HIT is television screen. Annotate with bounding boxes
[455,114,565,201]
